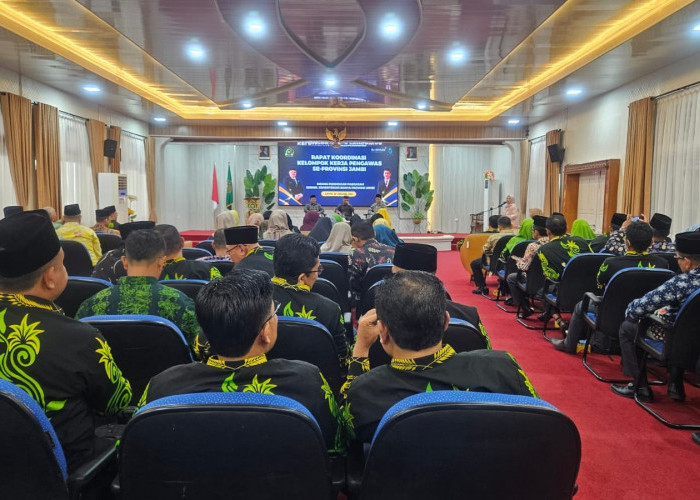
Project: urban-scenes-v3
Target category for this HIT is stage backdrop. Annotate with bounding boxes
[277,141,399,207]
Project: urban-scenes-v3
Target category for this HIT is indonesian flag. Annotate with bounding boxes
[211,165,219,210]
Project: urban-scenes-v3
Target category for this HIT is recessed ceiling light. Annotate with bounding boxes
[507,119,520,125]
[244,12,266,38]
[693,23,700,31]
[153,116,167,123]
[241,100,254,109]
[324,76,337,88]
[277,121,288,126]
[449,48,467,63]
[380,14,401,39]
[416,102,428,110]
[186,41,206,62]
[566,88,583,96]
[387,121,398,127]
[82,85,101,93]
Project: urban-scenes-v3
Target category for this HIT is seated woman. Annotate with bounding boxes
[309,217,333,243]
[263,210,293,240]
[373,223,402,248]
[246,212,264,238]
[216,210,239,229]
[300,211,321,234]
[320,222,353,254]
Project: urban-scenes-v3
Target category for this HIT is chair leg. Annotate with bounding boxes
[582,328,632,384]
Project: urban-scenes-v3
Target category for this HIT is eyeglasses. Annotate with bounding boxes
[262,300,281,325]
[673,255,687,261]
[305,264,324,275]
[226,245,244,255]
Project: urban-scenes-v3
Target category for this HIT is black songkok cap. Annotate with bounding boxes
[532,215,548,229]
[225,226,259,245]
[650,213,672,232]
[551,212,564,217]
[95,209,108,221]
[104,205,117,215]
[675,231,700,254]
[393,243,438,273]
[0,210,60,278]
[64,204,81,216]
[120,221,155,241]
[3,206,23,218]
[611,213,626,227]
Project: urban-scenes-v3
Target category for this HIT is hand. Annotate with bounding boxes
[354,309,380,357]
[621,215,633,229]
[294,193,303,201]
[638,213,646,222]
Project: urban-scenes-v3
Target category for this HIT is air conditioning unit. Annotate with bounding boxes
[484,179,500,216]
[98,173,129,223]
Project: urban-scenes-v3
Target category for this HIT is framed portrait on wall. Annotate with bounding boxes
[258,145,270,160]
[406,146,417,160]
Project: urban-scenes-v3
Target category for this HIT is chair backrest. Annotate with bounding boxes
[97,232,123,253]
[500,240,532,279]
[159,279,208,301]
[120,393,331,500]
[0,379,68,498]
[523,255,547,296]
[54,276,112,318]
[80,315,193,403]
[311,278,342,307]
[195,239,214,255]
[59,239,94,276]
[360,263,394,297]
[319,251,349,272]
[258,238,277,248]
[208,260,234,276]
[182,247,211,260]
[668,288,700,370]
[369,319,488,368]
[318,259,350,313]
[485,235,513,269]
[596,268,676,337]
[554,253,611,312]
[358,280,382,317]
[267,317,342,395]
[360,391,580,500]
[654,252,681,274]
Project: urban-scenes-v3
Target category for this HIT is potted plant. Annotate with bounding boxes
[244,165,277,213]
[400,169,434,225]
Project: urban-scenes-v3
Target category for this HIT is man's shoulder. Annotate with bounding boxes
[154,282,195,304]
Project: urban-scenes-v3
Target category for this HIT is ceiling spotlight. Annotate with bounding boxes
[186,41,206,62]
[387,121,398,127]
[153,116,167,123]
[380,14,401,39]
[416,102,428,110]
[507,119,520,125]
[244,12,266,38]
[324,76,337,88]
[277,121,288,126]
[693,23,700,31]
[82,84,101,93]
[241,100,254,109]
[448,48,467,63]
[566,88,583,96]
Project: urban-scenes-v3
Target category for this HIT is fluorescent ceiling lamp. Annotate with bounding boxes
[277,121,288,126]
[416,102,427,110]
[387,121,398,126]
[507,119,520,125]
[566,88,583,95]
[241,100,254,109]
[153,116,167,122]
[82,84,101,93]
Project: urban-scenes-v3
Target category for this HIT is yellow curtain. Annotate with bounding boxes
[145,137,157,222]
[108,125,121,173]
[33,103,62,213]
[87,119,107,200]
[0,93,32,207]
[621,97,655,216]
[543,130,562,214]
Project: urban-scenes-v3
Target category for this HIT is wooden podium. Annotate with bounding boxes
[470,213,483,234]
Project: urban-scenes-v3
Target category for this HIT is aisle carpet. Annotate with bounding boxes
[436,250,699,500]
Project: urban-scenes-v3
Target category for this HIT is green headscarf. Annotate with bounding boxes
[504,218,534,255]
[331,214,344,223]
[571,219,596,239]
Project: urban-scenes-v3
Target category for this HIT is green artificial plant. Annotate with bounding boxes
[400,169,434,221]
[243,165,277,211]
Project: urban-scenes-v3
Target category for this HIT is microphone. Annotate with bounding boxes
[496,201,507,208]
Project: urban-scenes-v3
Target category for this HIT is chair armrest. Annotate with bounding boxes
[581,292,601,313]
[345,441,366,498]
[329,455,346,492]
[68,444,117,499]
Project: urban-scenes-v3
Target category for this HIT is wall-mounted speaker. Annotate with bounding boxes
[104,139,118,158]
[547,144,565,163]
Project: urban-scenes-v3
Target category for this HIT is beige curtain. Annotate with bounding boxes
[518,139,530,218]
[108,125,121,173]
[621,97,655,216]
[145,137,157,221]
[0,93,32,207]
[543,130,562,214]
[86,119,107,200]
[33,103,62,212]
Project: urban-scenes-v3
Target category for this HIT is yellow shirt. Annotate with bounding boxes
[56,222,102,265]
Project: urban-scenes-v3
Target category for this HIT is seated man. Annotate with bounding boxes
[589,213,626,252]
[105,205,120,231]
[56,203,102,265]
[92,208,120,235]
[155,224,222,281]
[366,194,387,217]
[197,229,231,263]
[349,221,394,296]
[505,215,549,316]
[91,221,155,283]
[551,221,668,353]
[139,270,345,455]
[304,195,325,215]
[272,233,349,363]
[76,229,201,346]
[470,216,517,295]
[335,196,355,219]
[604,213,675,255]
[484,214,499,233]
[0,210,131,471]
[224,225,275,278]
[611,231,700,402]
[343,271,538,443]
[41,206,62,229]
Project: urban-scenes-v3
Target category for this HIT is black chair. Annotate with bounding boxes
[258,238,277,248]
[496,240,532,312]
[311,277,343,307]
[159,279,208,301]
[97,232,123,253]
[368,318,489,368]
[654,252,681,274]
[195,239,214,255]
[60,240,94,277]
[119,393,332,499]
[209,260,234,276]
[542,253,611,339]
[55,276,112,318]
[514,260,551,330]
[267,317,343,396]
[353,391,580,500]
[319,251,350,271]
[0,379,116,500]
[182,247,211,260]
[319,259,352,341]
[633,289,700,429]
[359,263,393,300]
[581,268,675,383]
[483,235,514,302]
[79,315,193,404]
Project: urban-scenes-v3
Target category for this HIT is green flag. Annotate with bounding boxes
[225,163,233,210]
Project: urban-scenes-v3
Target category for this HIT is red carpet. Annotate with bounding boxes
[436,251,699,500]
